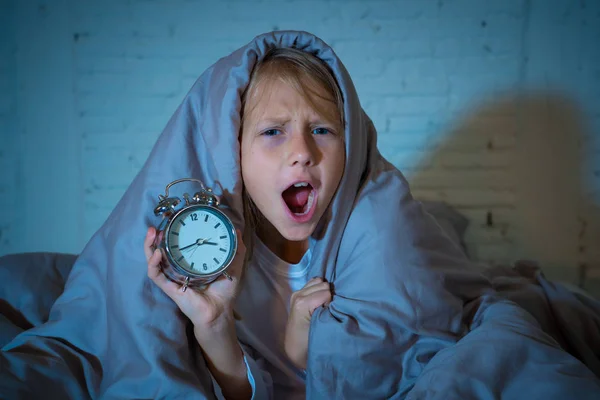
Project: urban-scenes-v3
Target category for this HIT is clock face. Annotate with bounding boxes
[164,205,236,277]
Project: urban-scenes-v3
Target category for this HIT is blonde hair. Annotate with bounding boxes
[240,47,345,256]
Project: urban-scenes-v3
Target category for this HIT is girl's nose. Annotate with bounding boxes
[287,133,316,167]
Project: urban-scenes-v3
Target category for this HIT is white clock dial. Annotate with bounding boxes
[165,205,236,276]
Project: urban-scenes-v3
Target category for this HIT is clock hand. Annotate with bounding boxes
[196,238,216,246]
[180,242,198,251]
[180,238,204,251]
[203,241,218,246]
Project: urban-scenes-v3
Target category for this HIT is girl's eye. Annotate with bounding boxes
[312,127,331,135]
[262,129,282,137]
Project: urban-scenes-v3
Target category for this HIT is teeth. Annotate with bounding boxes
[293,182,309,187]
[295,190,315,216]
[306,190,314,210]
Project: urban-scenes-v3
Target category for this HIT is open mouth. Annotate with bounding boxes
[282,182,316,216]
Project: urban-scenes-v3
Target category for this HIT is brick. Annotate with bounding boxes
[77,70,181,96]
[388,115,440,134]
[321,17,439,41]
[362,74,449,96]
[340,0,438,20]
[130,1,230,27]
[454,207,516,227]
[363,96,448,118]
[76,55,181,76]
[464,224,514,244]
[411,188,515,207]
[83,133,161,155]
[76,94,168,117]
[82,117,166,138]
[83,146,152,171]
[433,36,521,58]
[437,0,524,18]
[467,242,517,265]
[341,57,388,81]
[173,19,277,43]
[385,149,432,170]
[86,167,138,190]
[0,95,12,114]
[334,40,433,60]
[433,149,515,168]
[84,187,128,211]
[378,132,436,151]
[227,0,338,23]
[484,0,525,16]
[446,58,521,80]
[585,266,600,280]
[432,130,516,151]
[431,117,518,151]
[79,115,127,134]
[410,169,514,190]
[181,58,225,79]
[70,2,132,31]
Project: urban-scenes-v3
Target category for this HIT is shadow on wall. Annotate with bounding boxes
[408,91,598,291]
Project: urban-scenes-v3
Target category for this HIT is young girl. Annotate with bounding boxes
[144,46,345,399]
[2,30,598,400]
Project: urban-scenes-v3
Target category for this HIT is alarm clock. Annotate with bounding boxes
[153,178,237,292]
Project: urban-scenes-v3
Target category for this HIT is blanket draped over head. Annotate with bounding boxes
[1,31,600,399]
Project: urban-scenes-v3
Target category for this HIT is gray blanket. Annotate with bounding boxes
[1,31,599,399]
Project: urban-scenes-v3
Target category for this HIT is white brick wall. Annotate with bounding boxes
[0,0,17,253]
[2,0,600,292]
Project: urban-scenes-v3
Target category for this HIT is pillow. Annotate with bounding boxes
[0,252,77,347]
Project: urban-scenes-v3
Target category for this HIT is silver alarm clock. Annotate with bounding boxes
[153,178,237,292]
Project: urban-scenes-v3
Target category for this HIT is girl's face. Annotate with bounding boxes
[240,77,345,243]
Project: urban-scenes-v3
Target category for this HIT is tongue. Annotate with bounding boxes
[283,186,311,212]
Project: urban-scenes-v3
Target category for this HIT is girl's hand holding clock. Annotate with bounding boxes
[144,226,246,329]
[145,227,252,400]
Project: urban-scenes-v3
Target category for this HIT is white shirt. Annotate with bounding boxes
[232,236,311,399]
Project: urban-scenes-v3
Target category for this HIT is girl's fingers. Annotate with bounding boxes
[147,248,185,297]
[146,248,165,282]
[303,276,324,289]
[306,288,333,317]
[298,281,331,297]
[290,281,330,306]
[309,288,333,307]
[144,227,156,262]
[291,287,333,318]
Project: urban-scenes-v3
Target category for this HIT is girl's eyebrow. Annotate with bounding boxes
[259,115,338,126]
[258,117,289,126]
[310,118,337,126]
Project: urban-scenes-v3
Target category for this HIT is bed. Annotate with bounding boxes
[1,201,599,398]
